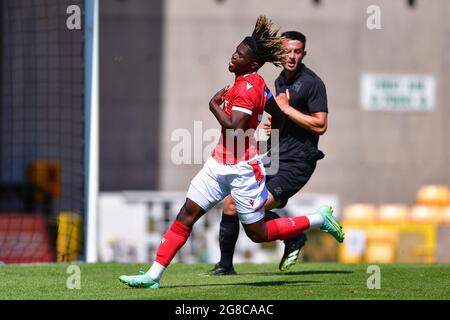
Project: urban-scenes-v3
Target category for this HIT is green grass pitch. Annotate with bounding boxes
[1,262,449,300]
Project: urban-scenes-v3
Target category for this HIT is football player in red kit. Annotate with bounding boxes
[119,15,344,289]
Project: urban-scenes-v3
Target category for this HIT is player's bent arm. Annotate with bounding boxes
[264,96,285,133]
[285,109,328,135]
[275,93,327,135]
[209,100,250,131]
[208,86,250,130]
[263,96,285,150]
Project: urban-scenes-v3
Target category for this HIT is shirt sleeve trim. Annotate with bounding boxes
[231,106,253,115]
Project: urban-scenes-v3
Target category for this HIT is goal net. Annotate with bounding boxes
[0,0,87,263]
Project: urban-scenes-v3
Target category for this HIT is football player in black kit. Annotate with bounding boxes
[210,31,329,274]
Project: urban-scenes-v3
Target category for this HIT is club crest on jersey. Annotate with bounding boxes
[292,81,302,92]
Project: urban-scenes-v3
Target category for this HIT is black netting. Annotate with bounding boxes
[1,0,85,263]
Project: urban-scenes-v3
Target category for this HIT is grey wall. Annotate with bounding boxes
[100,0,163,190]
[157,0,450,208]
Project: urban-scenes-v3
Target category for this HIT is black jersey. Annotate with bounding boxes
[274,63,328,161]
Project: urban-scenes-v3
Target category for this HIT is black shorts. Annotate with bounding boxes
[264,158,317,209]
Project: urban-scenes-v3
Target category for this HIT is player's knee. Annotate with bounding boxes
[243,217,269,243]
[264,211,280,221]
[246,229,267,243]
[223,196,238,216]
[176,203,197,227]
[249,234,266,243]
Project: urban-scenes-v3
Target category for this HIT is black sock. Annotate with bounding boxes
[219,213,240,269]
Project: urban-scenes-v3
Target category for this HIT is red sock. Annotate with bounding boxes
[266,216,310,241]
[155,220,191,267]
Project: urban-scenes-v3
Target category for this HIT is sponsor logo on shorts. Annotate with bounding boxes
[249,200,254,207]
[274,187,283,196]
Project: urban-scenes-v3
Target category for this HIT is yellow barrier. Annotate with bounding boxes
[339,222,436,263]
[378,204,409,223]
[443,206,450,224]
[417,185,450,206]
[410,205,443,223]
[342,204,377,223]
[57,212,83,262]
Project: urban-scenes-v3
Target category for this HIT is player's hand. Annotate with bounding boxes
[275,89,292,115]
[210,85,230,107]
[263,115,272,136]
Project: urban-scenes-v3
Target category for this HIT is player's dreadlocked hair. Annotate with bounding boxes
[243,15,287,67]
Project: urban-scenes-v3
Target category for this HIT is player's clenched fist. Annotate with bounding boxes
[263,115,272,136]
[209,85,230,107]
[275,90,292,115]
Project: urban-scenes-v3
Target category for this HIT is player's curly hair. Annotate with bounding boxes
[243,15,287,67]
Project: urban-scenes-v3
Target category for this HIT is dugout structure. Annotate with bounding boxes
[0,0,98,263]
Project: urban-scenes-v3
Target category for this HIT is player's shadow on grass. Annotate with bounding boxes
[238,270,353,276]
[235,279,321,287]
[161,279,321,289]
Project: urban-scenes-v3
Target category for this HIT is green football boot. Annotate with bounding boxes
[317,205,345,243]
[119,270,160,289]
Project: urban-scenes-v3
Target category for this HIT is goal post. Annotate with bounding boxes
[84,0,99,263]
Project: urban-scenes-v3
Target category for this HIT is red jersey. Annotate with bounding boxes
[212,73,273,164]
